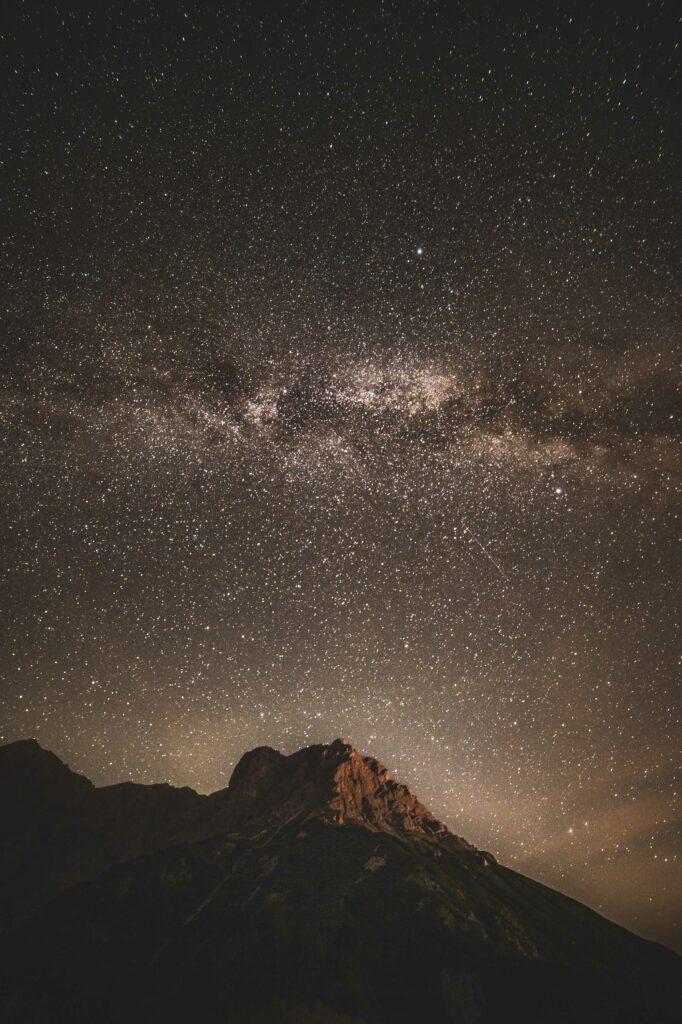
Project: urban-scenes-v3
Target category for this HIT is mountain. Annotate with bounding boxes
[0,737,93,832]
[0,738,679,1023]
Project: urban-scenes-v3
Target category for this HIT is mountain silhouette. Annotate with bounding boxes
[0,737,679,1023]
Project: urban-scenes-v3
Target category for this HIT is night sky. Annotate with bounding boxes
[1,3,680,951]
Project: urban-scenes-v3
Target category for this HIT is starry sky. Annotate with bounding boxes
[1,1,680,951]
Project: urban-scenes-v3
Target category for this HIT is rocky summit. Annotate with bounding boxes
[0,738,679,1023]
[211,738,474,847]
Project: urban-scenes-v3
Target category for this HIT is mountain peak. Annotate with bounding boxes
[222,739,473,849]
[0,737,93,834]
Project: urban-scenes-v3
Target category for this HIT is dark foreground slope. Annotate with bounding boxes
[0,738,679,1023]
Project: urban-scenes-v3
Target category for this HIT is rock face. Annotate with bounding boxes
[0,738,679,1024]
[208,738,473,849]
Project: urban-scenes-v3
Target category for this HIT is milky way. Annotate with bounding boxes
[1,2,680,950]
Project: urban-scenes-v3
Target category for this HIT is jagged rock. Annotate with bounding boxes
[208,738,473,851]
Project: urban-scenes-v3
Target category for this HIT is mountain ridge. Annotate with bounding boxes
[0,737,679,1023]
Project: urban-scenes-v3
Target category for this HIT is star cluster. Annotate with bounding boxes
[0,2,679,951]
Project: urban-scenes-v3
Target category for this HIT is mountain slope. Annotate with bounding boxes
[0,738,93,833]
[0,738,679,1023]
